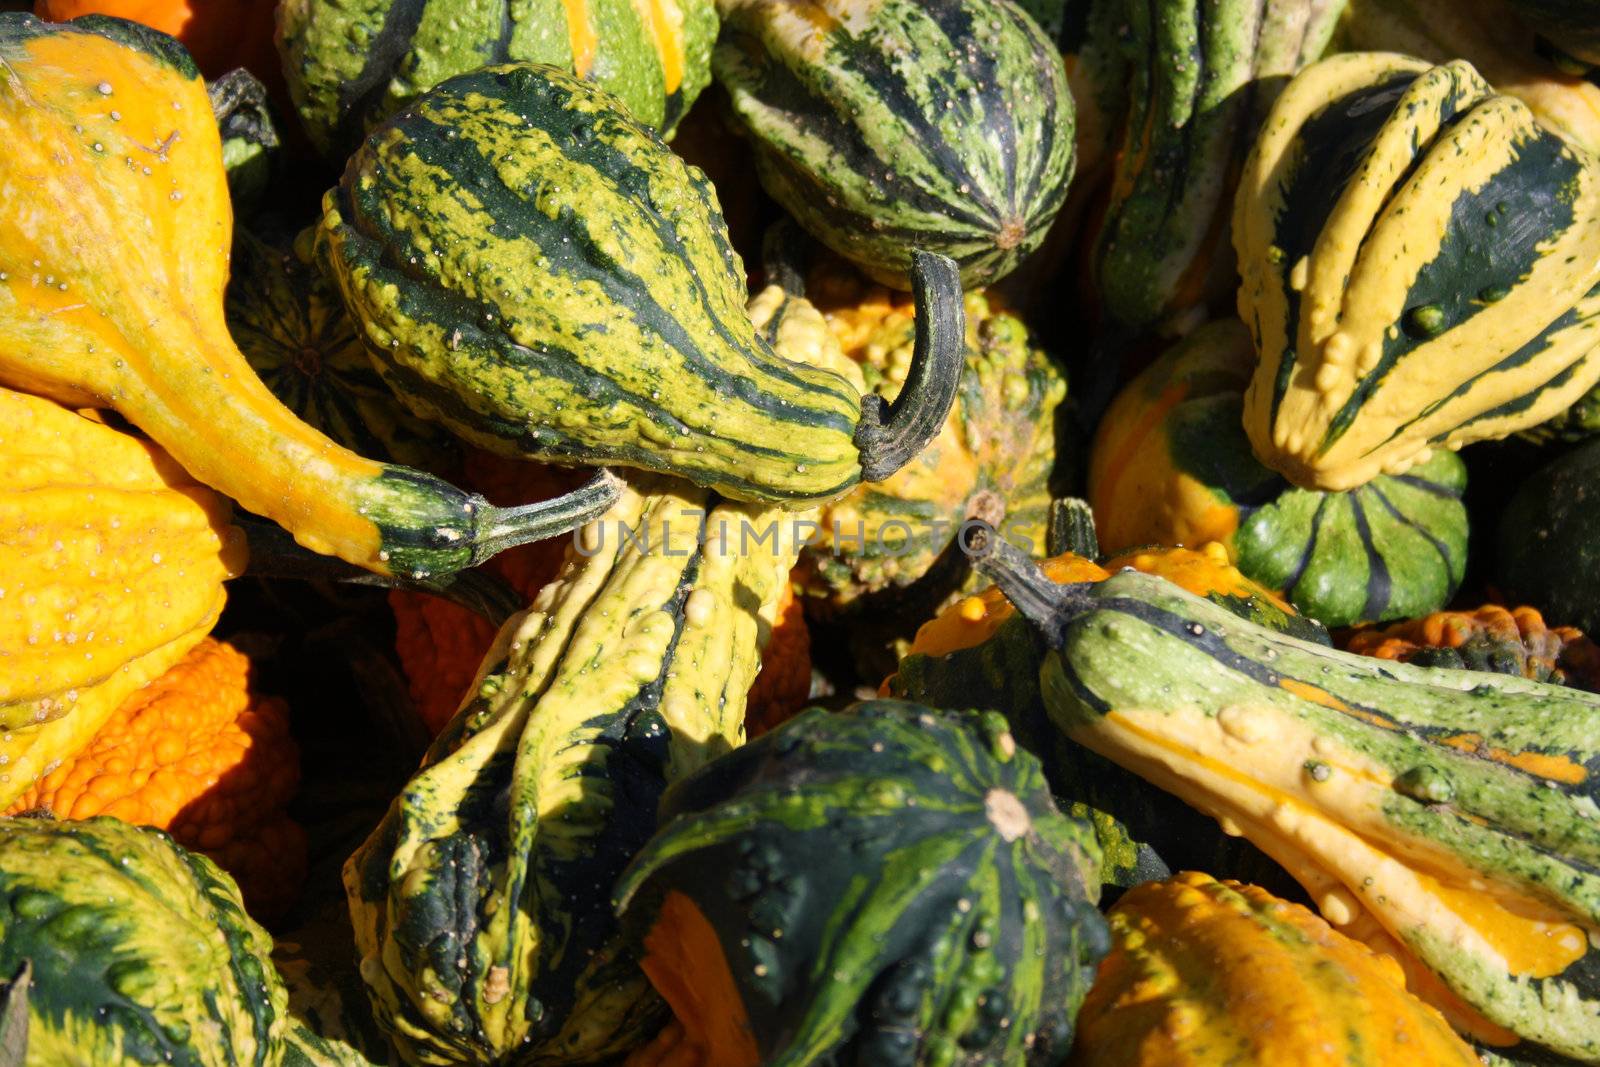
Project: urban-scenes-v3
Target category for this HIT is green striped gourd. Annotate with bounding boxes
[971,537,1600,1061]
[1086,0,1345,336]
[226,230,457,473]
[1235,52,1600,491]
[0,816,286,1065]
[613,701,1110,1067]
[277,0,717,160]
[711,0,1075,289]
[319,63,965,508]
[1496,437,1600,635]
[1337,0,1600,157]
[1089,320,1468,628]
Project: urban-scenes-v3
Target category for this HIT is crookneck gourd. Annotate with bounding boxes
[1234,52,1600,490]
[0,815,288,1066]
[1071,872,1482,1066]
[345,475,810,1064]
[320,62,964,507]
[711,0,1074,288]
[970,535,1600,1061]
[0,383,243,811]
[1088,319,1468,627]
[278,0,717,160]
[1083,0,1344,336]
[0,14,617,577]
[613,701,1110,1067]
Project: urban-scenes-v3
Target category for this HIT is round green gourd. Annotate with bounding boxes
[277,0,718,160]
[613,700,1110,1067]
[0,815,286,1066]
[1495,437,1600,635]
[711,0,1075,288]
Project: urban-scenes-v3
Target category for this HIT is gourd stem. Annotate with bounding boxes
[966,523,1095,647]
[470,467,623,565]
[760,219,811,296]
[853,250,966,482]
[1047,498,1100,558]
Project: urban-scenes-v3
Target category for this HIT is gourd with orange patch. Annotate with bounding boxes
[1070,872,1482,1066]
[1345,604,1600,692]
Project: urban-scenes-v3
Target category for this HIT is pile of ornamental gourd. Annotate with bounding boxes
[3,0,1600,1063]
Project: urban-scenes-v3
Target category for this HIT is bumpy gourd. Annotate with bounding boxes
[711,0,1074,288]
[1345,604,1600,690]
[614,701,1110,1067]
[1084,0,1344,334]
[0,14,618,577]
[0,815,287,1065]
[345,476,809,1064]
[971,536,1600,1061]
[1089,320,1469,627]
[1234,53,1600,490]
[278,0,717,159]
[1071,872,1482,1066]
[320,62,965,507]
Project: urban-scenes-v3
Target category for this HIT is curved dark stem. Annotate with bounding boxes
[240,516,524,624]
[853,250,965,482]
[760,218,812,296]
[469,467,622,565]
[1047,497,1100,559]
[965,522,1096,649]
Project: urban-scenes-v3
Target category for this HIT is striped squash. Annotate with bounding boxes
[226,230,457,473]
[711,0,1074,288]
[345,476,808,1064]
[320,63,964,507]
[1235,53,1600,491]
[1089,320,1467,628]
[973,541,1600,1062]
[613,701,1110,1067]
[277,0,717,159]
[1085,0,1344,336]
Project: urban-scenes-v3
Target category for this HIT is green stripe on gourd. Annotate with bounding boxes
[1235,52,1600,491]
[711,0,1074,289]
[278,0,717,159]
[1088,0,1344,335]
[345,472,808,1064]
[613,701,1109,1067]
[0,816,286,1067]
[320,62,964,507]
[972,541,1600,1062]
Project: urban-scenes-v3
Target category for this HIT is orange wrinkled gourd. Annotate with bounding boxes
[6,637,306,919]
[1345,603,1600,690]
[1070,872,1482,1066]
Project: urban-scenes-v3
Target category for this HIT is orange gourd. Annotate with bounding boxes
[1345,604,1600,690]
[35,0,283,92]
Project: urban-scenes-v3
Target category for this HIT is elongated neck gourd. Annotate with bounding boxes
[971,532,1600,1061]
[0,14,618,578]
[320,61,966,508]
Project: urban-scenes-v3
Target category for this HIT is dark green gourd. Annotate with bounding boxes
[1496,437,1600,635]
[711,0,1075,288]
[320,62,964,508]
[614,701,1110,1067]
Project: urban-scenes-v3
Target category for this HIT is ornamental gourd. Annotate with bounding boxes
[0,14,618,577]
[711,0,1075,288]
[1071,873,1482,1066]
[345,476,810,1064]
[278,0,717,159]
[613,701,1111,1067]
[320,63,965,507]
[1345,604,1600,691]
[1088,320,1468,627]
[1495,436,1600,635]
[0,815,287,1065]
[970,534,1600,1061]
[1234,53,1600,490]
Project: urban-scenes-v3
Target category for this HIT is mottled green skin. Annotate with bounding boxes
[1090,0,1344,333]
[321,63,870,506]
[227,230,458,473]
[615,701,1109,1067]
[1031,570,1600,1059]
[1521,383,1600,445]
[1507,0,1600,65]
[714,0,1074,288]
[0,816,286,1067]
[278,0,717,159]
[1496,438,1600,635]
